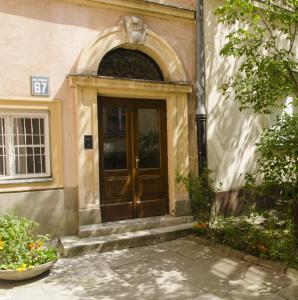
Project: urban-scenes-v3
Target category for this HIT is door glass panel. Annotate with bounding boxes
[138,109,160,169]
[103,107,127,170]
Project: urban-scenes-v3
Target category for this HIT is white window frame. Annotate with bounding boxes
[0,110,51,181]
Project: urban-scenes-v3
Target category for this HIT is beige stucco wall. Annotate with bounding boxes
[0,188,78,236]
[150,0,195,9]
[0,0,196,191]
[0,0,195,234]
[204,0,264,191]
[0,0,271,230]
[0,0,268,208]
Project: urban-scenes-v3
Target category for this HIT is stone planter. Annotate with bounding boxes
[0,260,57,281]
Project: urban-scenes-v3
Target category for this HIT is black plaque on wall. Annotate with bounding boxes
[84,135,93,149]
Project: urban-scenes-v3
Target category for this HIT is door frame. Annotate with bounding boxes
[69,75,192,225]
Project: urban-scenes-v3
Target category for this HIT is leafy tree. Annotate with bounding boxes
[215,1,298,236]
[215,0,297,113]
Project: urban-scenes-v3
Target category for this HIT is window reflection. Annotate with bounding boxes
[103,107,127,170]
[138,109,160,169]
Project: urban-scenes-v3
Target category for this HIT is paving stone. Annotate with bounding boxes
[244,254,259,264]
[193,293,223,300]
[230,249,246,260]
[158,237,198,251]
[213,243,232,255]
[0,237,294,300]
[277,284,298,300]
[175,243,216,261]
[186,235,215,247]
[222,291,285,300]
[244,265,292,290]
[258,258,287,272]
[286,267,298,280]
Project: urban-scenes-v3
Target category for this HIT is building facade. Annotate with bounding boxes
[0,0,263,236]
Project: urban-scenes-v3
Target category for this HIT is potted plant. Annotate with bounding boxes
[0,212,58,281]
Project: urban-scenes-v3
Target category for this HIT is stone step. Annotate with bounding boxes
[59,222,194,257]
[79,215,193,238]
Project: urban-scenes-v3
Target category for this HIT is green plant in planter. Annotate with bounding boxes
[0,212,57,271]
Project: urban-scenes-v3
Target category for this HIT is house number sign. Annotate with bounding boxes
[31,76,50,96]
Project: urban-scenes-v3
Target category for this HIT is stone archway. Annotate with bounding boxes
[76,16,186,82]
[70,16,192,225]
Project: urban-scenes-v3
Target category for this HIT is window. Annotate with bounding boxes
[98,48,164,81]
[0,111,51,181]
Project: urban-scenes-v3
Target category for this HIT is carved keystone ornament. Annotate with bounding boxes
[120,16,148,44]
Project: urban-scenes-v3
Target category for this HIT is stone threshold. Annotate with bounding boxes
[187,234,298,281]
[79,215,193,237]
[60,220,195,257]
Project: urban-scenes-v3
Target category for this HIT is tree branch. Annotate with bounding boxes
[288,22,297,54]
[256,10,298,95]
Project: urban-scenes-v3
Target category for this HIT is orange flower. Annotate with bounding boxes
[28,243,35,250]
[194,222,208,229]
[257,244,268,252]
[28,240,44,250]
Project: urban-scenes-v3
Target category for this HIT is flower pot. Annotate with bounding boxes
[0,260,57,281]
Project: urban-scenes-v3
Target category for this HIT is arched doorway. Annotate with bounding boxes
[70,16,192,226]
[97,48,168,222]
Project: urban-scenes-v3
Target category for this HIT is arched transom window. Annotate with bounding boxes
[97,48,164,81]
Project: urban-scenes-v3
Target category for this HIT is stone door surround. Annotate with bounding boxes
[69,16,192,225]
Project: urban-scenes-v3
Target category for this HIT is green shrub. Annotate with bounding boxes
[0,212,57,271]
[243,114,298,237]
[176,169,221,222]
[195,211,298,268]
[193,222,209,236]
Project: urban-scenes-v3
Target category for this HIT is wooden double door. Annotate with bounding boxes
[98,97,168,222]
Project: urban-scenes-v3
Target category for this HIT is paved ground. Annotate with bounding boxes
[0,237,297,300]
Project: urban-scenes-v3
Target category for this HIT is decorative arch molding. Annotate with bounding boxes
[76,16,187,82]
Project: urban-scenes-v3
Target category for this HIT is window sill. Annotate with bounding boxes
[0,177,54,185]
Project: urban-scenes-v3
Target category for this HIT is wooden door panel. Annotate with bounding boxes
[98,98,133,222]
[135,102,168,218]
[102,176,132,203]
[101,203,134,222]
[136,199,168,218]
[138,174,164,199]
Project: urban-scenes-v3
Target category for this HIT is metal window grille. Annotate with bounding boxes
[98,48,164,81]
[0,118,7,176]
[0,112,50,180]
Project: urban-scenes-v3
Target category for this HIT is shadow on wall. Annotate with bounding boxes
[203,0,265,214]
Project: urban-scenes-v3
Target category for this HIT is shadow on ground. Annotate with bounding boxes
[0,238,295,300]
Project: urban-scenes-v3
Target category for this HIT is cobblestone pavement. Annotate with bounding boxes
[0,237,297,300]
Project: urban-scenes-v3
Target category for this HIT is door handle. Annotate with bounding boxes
[136,157,140,169]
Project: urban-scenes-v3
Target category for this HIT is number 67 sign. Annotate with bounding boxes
[31,76,50,96]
